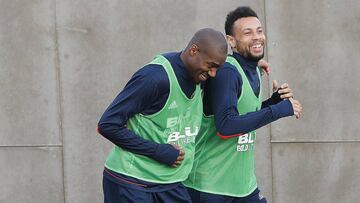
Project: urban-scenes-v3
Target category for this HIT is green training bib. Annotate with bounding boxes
[184,56,262,197]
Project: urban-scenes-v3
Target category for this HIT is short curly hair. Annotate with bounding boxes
[225,6,258,36]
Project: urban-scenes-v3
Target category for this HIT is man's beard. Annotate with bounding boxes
[235,40,265,61]
[247,52,264,61]
[237,47,264,62]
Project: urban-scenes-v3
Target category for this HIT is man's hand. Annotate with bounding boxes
[258,59,270,76]
[171,144,185,167]
[273,80,293,99]
[289,98,302,119]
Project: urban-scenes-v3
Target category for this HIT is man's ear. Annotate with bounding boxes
[189,44,199,56]
[226,35,236,49]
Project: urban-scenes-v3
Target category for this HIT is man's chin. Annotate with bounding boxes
[249,53,264,61]
[192,78,202,84]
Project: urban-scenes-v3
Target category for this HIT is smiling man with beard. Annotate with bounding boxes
[184,7,302,203]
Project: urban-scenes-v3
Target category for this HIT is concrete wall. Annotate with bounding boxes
[0,0,358,202]
[266,1,360,202]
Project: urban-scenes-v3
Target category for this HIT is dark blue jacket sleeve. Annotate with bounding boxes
[212,66,294,137]
[97,65,179,166]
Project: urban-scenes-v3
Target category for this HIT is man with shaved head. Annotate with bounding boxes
[97,28,227,203]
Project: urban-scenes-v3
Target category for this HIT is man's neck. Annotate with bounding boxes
[180,50,196,84]
[180,51,190,71]
[232,52,258,69]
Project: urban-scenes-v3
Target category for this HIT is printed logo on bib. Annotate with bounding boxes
[168,100,178,109]
[236,133,255,152]
[165,116,199,145]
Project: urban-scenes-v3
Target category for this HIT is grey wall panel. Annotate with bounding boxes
[266,0,360,142]
[272,143,360,203]
[0,147,64,203]
[255,126,272,202]
[188,0,266,31]
[0,1,60,145]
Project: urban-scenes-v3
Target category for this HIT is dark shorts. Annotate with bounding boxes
[187,187,267,203]
[103,174,192,203]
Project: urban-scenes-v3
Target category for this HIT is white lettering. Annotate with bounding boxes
[238,134,249,144]
[167,132,180,142]
[166,126,199,143]
[166,117,178,128]
[237,144,249,152]
[236,133,255,152]
[248,133,254,143]
[185,126,199,137]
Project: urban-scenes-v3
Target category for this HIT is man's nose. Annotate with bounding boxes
[208,68,217,77]
[252,33,260,40]
[252,31,264,40]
